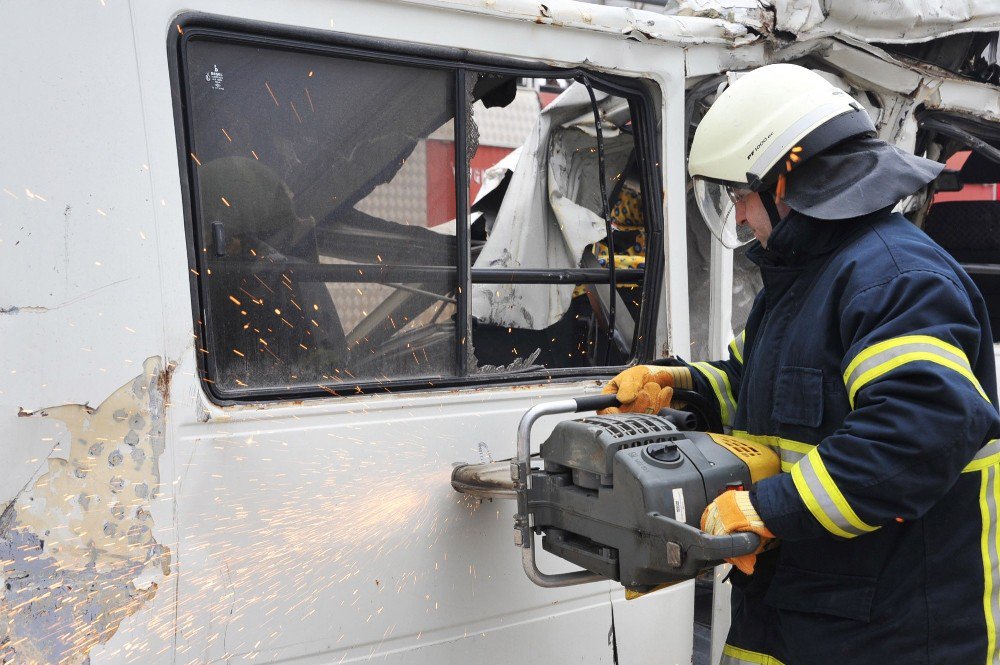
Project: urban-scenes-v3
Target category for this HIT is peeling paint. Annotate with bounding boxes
[0,357,171,665]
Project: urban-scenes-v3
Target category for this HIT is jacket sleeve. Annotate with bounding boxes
[683,329,746,431]
[752,270,1000,541]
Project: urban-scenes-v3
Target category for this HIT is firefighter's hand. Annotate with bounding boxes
[701,490,775,575]
[599,365,691,414]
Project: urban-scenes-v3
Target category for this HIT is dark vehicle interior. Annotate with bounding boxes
[919,113,1000,341]
[183,34,657,397]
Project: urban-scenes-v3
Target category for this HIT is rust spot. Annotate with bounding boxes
[156,362,176,398]
[18,407,33,417]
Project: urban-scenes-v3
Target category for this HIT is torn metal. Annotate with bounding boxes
[669,0,1000,43]
[471,82,633,330]
[1,357,172,665]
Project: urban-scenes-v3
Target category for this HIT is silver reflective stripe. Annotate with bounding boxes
[980,466,1000,664]
[796,453,872,538]
[780,447,807,467]
[692,362,737,428]
[845,341,969,396]
[973,439,1000,464]
[964,440,1000,474]
[748,99,851,180]
[721,655,755,665]
[730,330,746,364]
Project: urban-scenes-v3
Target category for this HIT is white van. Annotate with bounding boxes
[3,2,999,663]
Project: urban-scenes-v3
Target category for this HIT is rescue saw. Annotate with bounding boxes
[453,393,779,593]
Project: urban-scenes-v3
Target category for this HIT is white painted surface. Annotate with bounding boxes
[1,0,697,662]
[4,0,1000,662]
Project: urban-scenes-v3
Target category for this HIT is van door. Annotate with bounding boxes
[154,7,693,665]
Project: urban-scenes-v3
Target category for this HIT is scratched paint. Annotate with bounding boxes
[0,357,171,664]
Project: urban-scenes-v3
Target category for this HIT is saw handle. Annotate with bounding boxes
[572,394,621,412]
[647,512,761,563]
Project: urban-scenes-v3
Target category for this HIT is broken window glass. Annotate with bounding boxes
[467,76,648,369]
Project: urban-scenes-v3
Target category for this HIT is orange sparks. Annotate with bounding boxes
[221,127,232,142]
[264,81,280,107]
[190,152,201,166]
[290,101,302,124]
[229,296,241,306]
[232,349,245,357]
[305,87,315,113]
[251,150,260,160]
[220,197,230,207]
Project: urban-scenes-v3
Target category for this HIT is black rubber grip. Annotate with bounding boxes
[656,407,697,431]
[574,394,621,412]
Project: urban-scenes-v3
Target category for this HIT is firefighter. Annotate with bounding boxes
[602,63,1000,664]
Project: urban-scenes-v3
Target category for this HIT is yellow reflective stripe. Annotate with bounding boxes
[721,644,785,665]
[791,448,878,539]
[965,440,1000,473]
[850,353,988,407]
[692,362,737,427]
[732,430,815,472]
[729,330,746,365]
[979,466,1000,665]
[843,335,989,407]
[843,335,954,382]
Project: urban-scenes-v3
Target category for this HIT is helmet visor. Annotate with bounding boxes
[692,178,756,249]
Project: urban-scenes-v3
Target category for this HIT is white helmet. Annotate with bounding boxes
[688,63,876,247]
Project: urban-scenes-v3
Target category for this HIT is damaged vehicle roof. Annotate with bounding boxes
[668,0,1000,44]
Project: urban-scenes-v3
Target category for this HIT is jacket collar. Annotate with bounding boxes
[746,210,871,269]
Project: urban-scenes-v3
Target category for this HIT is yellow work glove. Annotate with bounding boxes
[601,381,673,415]
[599,365,692,415]
[700,490,775,575]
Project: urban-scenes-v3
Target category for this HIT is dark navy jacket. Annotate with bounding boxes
[688,210,1000,665]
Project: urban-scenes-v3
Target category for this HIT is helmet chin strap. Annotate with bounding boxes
[759,189,783,227]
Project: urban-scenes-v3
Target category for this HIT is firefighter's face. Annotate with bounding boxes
[734,192,788,247]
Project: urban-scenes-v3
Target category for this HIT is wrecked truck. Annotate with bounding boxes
[2,0,1000,663]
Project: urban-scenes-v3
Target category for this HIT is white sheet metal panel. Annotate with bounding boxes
[0,0,698,662]
[0,2,174,660]
[612,582,696,665]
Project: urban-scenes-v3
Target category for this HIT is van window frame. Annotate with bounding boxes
[169,13,665,403]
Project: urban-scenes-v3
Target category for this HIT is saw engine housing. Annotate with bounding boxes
[527,411,777,592]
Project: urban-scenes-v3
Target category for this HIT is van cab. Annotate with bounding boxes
[2,2,999,663]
